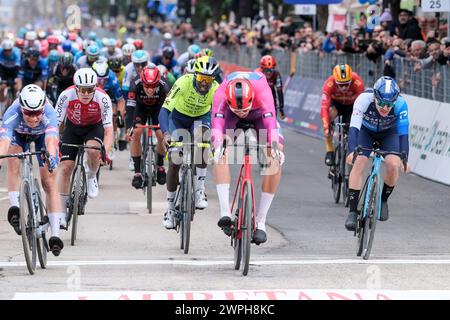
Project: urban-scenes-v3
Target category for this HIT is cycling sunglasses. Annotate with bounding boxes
[195,74,213,85]
[263,68,274,73]
[22,109,44,117]
[376,100,395,109]
[143,82,158,89]
[77,86,96,94]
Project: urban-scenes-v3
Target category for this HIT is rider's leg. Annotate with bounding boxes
[40,166,63,237]
[213,148,231,219]
[324,106,338,166]
[130,127,143,173]
[193,124,210,209]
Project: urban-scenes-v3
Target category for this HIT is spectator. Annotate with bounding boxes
[322,31,343,53]
[437,37,450,66]
[414,39,441,71]
[380,8,394,35]
[410,40,427,59]
[395,9,423,41]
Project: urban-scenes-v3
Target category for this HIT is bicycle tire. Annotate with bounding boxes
[70,165,85,246]
[363,174,379,260]
[356,177,369,256]
[332,145,341,203]
[146,142,153,213]
[181,168,193,254]
[241,181,253,276]
[35,179,47,269]
[19,180,37,275]
[233,210,242,270]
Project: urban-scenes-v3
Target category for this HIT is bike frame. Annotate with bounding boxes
[363,155,383,221]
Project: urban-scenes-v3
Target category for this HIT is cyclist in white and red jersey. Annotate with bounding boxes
[56,68,113,219]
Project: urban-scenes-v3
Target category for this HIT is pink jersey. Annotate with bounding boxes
[212,71,279,148]
[56,86,113,128]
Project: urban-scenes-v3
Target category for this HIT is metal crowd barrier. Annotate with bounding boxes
[94,28,450,103]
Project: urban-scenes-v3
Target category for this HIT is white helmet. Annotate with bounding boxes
[122,43,136,56]
[25,31,37,41]
[1,39,14,50]
[185,58,196,74]
[92,60,109,78]
[73,68,97,87]
[163,33,172,41]
[19,85,46,111]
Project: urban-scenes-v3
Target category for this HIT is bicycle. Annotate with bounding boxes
[61,142,105,246]
[352,143,407,260]
[130,124,160,214]
[168,141,210,254]
[0,149,51,275]
[226,122,279,276]
[328,116,350,206]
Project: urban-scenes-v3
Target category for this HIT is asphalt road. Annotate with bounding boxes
[1,127,450,300]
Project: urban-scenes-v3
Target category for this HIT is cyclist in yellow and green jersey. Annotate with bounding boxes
[158,55,220,230]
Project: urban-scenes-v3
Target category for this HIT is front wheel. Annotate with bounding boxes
[332,146,341,203]
[363,175,379,260]
[19,180,37,275]
[146,143,153,214]
[180,168,193,254]
[35,179,47,269]
[241,181,253,276]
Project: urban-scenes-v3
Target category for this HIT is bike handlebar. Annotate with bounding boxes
[0,149,53,172]
[352,145,407,171]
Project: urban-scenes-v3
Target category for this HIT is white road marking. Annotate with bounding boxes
[0,196,9,202]
[3,258,450,268]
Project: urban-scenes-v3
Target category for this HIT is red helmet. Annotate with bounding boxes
[140,66,161,88]
[260,55,277,69]
[133,39,143,50]
[226,79,254,118]
[15,38,25,49]
[47,35,60,45]
[68,32,77,41]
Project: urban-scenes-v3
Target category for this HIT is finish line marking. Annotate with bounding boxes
[3,258,450,268]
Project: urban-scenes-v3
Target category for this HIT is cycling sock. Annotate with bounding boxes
[167,191,176,210]
[60,193,69,211]
[132,156,141,174]
[349,188,360,212]
[196,168,207,190]
[8,191,19,207]
[257,192,275,231]
[157,154,164,167]
[48,213,61,237]
[216,184,231,218]
[381,183,395,202]
[325,136,333,153]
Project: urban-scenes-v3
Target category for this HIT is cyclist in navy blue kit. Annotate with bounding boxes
[344,76,410,231]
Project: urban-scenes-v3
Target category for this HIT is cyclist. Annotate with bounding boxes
[175,44,201,75]
[156,64,176,88]
[344,76,409,231]
[17,47,48,90]
[200,48,222,83]
[133,39,144,51]
[0,85,64,256]
[211,71,284,245]
[158,33,177,56]
[158,56,220,229]
[46,49,61,73]
[92,60,125,160]
[151,46,178,77]
[47,35,63,54]
[255,55,285,120]
[127,66,169,188]
[0,39,21,99]
[321,64,365,167]
[46,52,76,105]
[56,68,113,210]
[77,43,105,68]
[101,38,122,60]
[121,43,136,66]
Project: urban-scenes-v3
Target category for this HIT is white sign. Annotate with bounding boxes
[294,5,317,15]
[421,0,450,12]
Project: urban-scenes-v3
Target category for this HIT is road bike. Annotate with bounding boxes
[61,142,104,246]
[0,149,51,275]
[352,143,406,260]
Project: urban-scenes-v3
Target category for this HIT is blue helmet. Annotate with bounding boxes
[187,44,201,58]
[48,50,60,64]
[62,40,72,52]
[373,76,400,104]
[131,50,148,63]
[86,43,100,57]
[88,31,97,41]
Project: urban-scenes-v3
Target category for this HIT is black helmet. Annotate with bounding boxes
[59,52,74,67]
[26,47,40,58]
[108,56,123,71]
[162,46,174,60]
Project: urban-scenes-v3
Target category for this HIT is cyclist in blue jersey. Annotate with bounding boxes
[0,39,21,95]
[17,47,48,90]
[344,76,409,231]
[151,46,178,78]
[0,85,64,256]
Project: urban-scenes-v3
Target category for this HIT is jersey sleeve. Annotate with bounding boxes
[55,89,69,126]
[395,96,409,136]
[110,72,124,100]
[211,81,228,149]
[39,60,49,80]
[162,76,185,113]
[321,77,334,130]
[353,73,365,96]
[257,78,279,146]
[43,103,59,139]
[126,80,137,107]
[99,93,113,128]
[350,92,371,130]
[0,103,21,141]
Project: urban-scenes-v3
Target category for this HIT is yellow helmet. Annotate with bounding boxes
[194,56,219,76]
[333,64,353,84]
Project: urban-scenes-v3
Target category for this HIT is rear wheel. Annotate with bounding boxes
[35,180,47,269]
[241,181,253,276]
[19,180,37,275]
[146,142,153,214]
[70,165,85,246]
